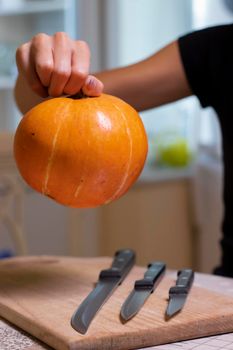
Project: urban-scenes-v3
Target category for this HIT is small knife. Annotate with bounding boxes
[165,269,194,318]
[120,261,166,321]
[71,249,135,334]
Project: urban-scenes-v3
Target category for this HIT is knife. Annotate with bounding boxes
[165,269,194,318]
[120,261,166,321]
[71,249,135,334]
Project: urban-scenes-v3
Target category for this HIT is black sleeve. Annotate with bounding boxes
[178,24,233,108]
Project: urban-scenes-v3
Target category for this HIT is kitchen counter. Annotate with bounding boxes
[138,164,194,184]
[0,271,232,350]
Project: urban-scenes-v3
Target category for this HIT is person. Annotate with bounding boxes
[14,25,233,278]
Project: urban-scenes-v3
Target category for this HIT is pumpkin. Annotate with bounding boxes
[14,93,148,208]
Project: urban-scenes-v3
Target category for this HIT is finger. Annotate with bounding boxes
[48,32,72,97]
[16,42,48,98]
[63,40,90,95]
[31,33,54,87]
[82,75,104,96]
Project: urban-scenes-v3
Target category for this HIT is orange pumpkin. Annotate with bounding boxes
[14,93,148,208]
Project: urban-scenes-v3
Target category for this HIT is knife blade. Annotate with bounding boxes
[165,269,194,318]
[71,249,135,334]
[120,261,166,321]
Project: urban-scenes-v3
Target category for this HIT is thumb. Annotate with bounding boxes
[82,75,104,96]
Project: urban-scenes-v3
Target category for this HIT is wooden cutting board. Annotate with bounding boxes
[0,256,232,350]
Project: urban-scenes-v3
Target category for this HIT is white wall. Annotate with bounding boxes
[192,0,233,29]
[117,0,191,66]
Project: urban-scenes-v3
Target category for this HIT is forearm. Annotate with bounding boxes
[95,41,192,111]
[14,39,192,114]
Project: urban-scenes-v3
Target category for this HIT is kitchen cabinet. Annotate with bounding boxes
[98,177,194,269]
[69,168,194,270]
[192,153,223,273]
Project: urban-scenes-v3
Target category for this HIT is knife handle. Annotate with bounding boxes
[135,261,166,291]
[99,249,135,281]
[170,269,194,295]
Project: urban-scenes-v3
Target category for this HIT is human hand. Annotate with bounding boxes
[16,32,103,98]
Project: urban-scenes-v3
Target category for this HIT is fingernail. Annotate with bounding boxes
[83,76,103,96]
[86,76,97,90]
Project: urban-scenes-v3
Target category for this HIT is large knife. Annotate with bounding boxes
[71,249,135,334]
[120,261,166,321]
[165,269,194,318]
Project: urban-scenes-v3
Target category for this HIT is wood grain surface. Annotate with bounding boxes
[0,256,232,350]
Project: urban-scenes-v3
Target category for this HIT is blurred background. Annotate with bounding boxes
[0,0,231,273]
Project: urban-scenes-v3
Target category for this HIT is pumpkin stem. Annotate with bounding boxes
[67,91,88,100]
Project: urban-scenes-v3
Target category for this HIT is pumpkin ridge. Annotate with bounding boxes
[42,101,71,195]
[73,101,91,200]
[104,101,133,204]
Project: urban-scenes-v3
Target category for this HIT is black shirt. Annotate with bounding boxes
[178,25,233,277]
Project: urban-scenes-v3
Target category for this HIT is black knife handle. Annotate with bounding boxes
[135,261,166,291]
[170,269,194,295]
[99,249,135,281]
